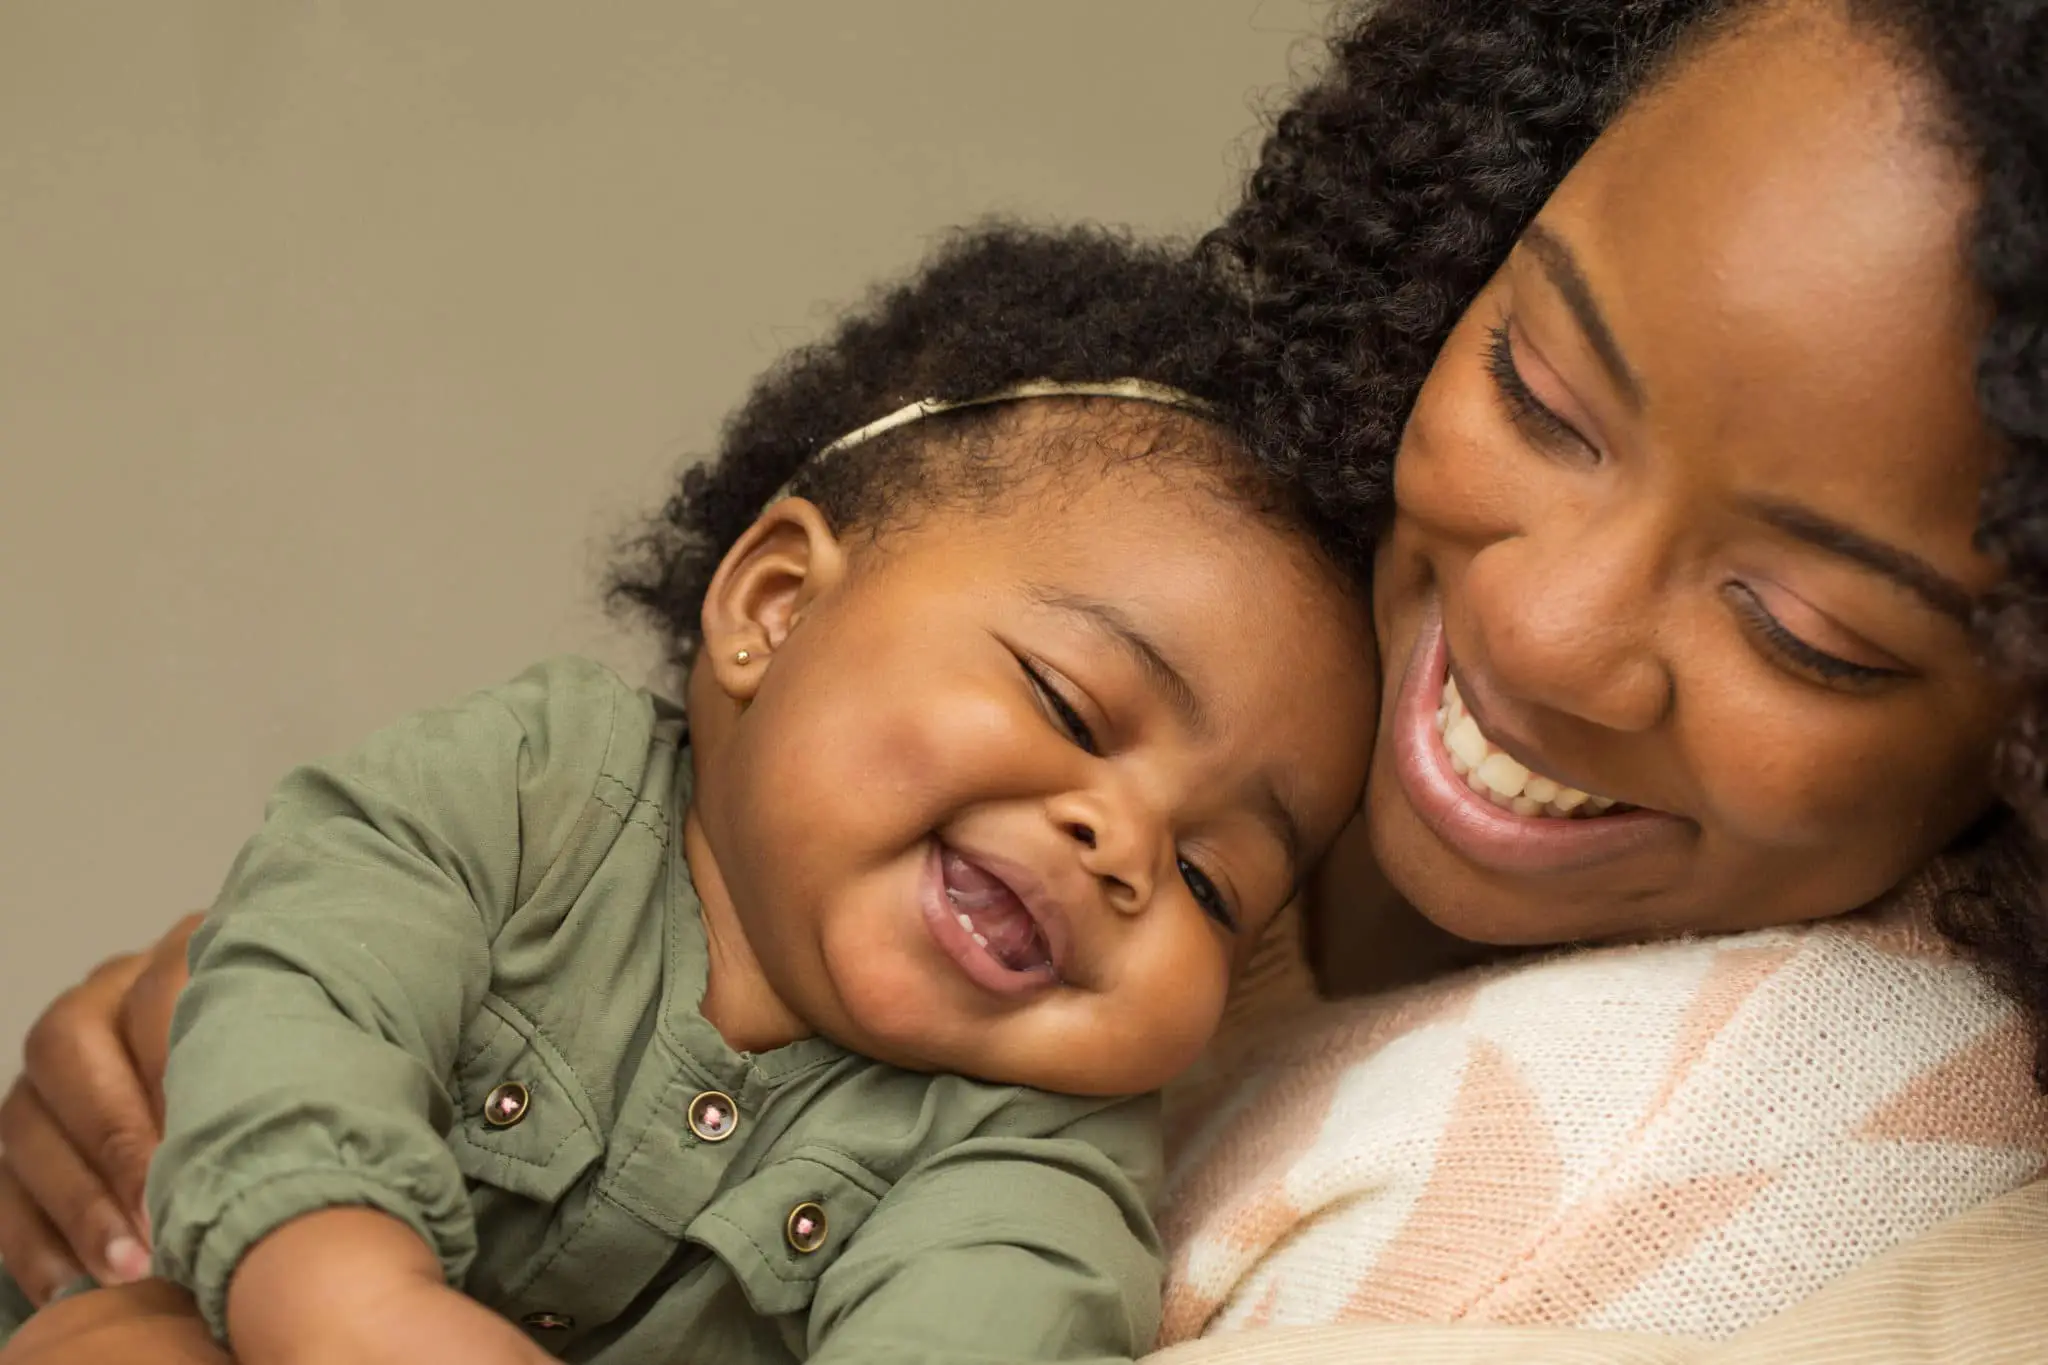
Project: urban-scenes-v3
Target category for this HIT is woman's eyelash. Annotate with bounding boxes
[1723,584,1902,687]
[1020,659,1098,754]
[1178,857,1239,933]
[1485,322,1588,453]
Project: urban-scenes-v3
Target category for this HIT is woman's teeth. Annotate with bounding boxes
[1436,677,1620,819]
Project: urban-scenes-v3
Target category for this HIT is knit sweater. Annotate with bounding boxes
[1158,840,2048,1343]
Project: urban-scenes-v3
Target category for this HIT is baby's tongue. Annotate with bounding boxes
[941,848,1049,972]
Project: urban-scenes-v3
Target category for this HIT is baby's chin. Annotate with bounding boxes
[804,930,1221,1095]
[830,1005,1212,1098]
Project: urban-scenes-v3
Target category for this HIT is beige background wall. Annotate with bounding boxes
[0,2,1331,1074]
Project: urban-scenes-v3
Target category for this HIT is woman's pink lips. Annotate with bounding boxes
[918,842,1061,998]
[1391,604,1677,876]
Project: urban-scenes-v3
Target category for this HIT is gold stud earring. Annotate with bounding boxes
[734,649,752,665]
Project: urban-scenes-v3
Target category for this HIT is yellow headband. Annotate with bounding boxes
[768,377,1217,505]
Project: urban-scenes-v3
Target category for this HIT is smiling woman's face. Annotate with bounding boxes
[1366,3,2012,945]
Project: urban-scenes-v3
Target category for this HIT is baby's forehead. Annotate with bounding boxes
[921,400,1255,506]
[999,533,1373,801]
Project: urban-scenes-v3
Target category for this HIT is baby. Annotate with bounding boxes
[0,227,1378,1364]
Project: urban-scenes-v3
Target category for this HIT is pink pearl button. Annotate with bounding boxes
[483,1081,530,1128]
[785,1200,828,1254]
[687,1090,739,1142]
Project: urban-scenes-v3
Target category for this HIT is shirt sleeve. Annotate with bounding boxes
[144,657,639,1339]
[805,1100,1166,1365]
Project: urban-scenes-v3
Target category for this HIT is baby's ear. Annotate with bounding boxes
[698,498,847,703]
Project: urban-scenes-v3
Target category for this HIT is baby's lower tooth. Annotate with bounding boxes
[1450,753,1471,778]
[956,913,974,932]
[972,932,989,947]
[1512,796,1542,816]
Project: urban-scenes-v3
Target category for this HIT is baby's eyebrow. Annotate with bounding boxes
[1026,585,1207,735]
[1253,778,1305,884]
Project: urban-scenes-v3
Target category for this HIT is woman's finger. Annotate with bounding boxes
[121,914,202,1130]
[21,955,165,1237]
[0,1163,84,1308]
[0,1074,151,1289]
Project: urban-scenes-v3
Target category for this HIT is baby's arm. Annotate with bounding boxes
[226,1209,549,1365]
[146,659,631,1365]
[804,1101,1165,1365]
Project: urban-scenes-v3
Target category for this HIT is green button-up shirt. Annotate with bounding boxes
[136,656,1164,1363]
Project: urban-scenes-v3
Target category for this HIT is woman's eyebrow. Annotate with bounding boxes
[1740,496,1975,623]
[1518,222,1645,411]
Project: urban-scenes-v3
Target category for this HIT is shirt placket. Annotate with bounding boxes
[500,1026,750,1354]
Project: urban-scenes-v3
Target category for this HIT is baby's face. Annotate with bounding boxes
[693,451,1379,1095]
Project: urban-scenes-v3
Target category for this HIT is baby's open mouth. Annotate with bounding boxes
[941,847,1054,974]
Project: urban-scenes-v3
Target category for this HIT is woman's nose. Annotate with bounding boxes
[1048,789,1157,914]
[1461,515,1674,734]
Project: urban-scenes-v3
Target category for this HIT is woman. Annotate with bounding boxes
[5,0,2046,1359]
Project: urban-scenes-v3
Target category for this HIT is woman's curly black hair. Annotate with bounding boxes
[608,222,1330,665]
[1208,0,2048,1077]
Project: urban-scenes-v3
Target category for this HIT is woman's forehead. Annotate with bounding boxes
[1518,4,1993,580]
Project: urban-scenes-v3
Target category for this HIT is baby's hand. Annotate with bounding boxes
[225,1208,554,1365]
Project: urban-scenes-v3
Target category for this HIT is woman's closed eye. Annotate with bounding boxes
[1486,320,1594,459]
[1722,582,1905,689]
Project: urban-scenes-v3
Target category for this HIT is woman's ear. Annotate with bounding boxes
[699,498,847,703]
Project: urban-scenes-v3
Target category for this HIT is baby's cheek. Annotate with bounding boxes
[1132,940,1237,1084]
[852,684,1047,809]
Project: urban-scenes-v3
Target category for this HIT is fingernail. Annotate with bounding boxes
[106,1234,152,1282]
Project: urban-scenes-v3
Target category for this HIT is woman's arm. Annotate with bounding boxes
[0,915,195,1303]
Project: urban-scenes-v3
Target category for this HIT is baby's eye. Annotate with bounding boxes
[1020,659,1098,755]
[1178,858,1238,933]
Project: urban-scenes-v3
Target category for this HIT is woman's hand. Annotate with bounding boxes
[0,1280,224,1365]
[0,914,199,1303]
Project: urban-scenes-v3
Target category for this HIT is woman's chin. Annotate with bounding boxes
[1364,785,1642,948]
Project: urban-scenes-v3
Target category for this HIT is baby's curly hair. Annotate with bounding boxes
[609,223,1336,666]
[1209,0,2048,1076]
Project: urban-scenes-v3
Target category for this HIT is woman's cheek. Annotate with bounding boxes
[1685,693,1923,847]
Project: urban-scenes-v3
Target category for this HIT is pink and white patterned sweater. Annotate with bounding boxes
[1159,847,2048,1343]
